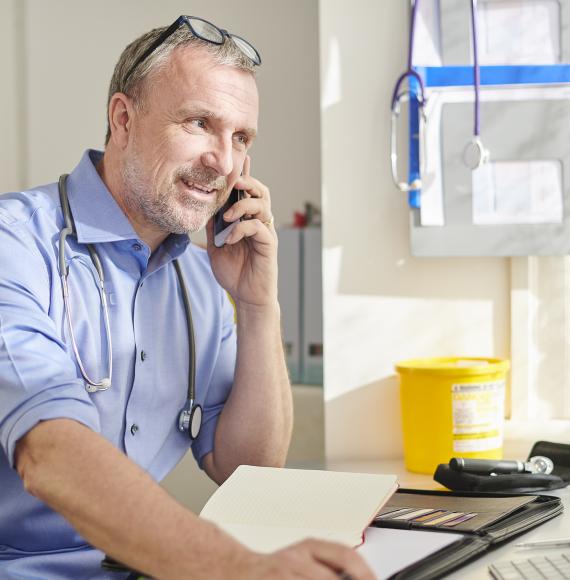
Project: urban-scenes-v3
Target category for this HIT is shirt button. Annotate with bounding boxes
[130,424,139,435]
[140,350,147,361]
[132,243,142,252]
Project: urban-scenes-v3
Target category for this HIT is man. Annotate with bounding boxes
[0,15,374,580]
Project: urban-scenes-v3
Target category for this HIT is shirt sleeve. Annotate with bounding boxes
[191,290,236,467]
[0,212,100,468]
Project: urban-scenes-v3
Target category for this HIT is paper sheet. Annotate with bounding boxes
[358,527,462,580]
[479,0,560,65]
[472,159,563,225]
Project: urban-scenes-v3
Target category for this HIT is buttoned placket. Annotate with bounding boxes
[120,236,191,462]
[124,241,152,454]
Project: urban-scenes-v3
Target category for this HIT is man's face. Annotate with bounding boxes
[120,45,259,235]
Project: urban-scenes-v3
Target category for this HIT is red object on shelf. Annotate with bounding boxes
[293,211,307,228]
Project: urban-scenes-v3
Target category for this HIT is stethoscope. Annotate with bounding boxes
[391,0,489,193]
[58,174,202,440]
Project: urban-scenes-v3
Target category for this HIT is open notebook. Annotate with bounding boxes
[199,465,398,553]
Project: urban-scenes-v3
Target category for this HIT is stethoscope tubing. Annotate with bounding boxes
[390,1,427,193]
[59,175,113,392]
[471,0,481,138]
[173,259,196,406]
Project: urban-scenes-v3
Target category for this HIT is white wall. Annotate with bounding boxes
[319,0,510,461]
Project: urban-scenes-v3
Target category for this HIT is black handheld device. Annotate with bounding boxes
[213,188,244,247]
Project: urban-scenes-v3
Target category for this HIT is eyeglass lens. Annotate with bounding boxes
[189,18,224,43]
[228,35,258,62]
[187,17,260,64]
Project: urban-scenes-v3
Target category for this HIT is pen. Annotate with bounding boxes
[515,538,570,549]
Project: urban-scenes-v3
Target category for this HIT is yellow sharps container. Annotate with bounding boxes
[396,357,510,474]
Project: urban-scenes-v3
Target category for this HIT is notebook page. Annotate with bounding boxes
[216,522,363,553]
[200,466,398,548]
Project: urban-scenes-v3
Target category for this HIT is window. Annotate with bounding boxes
[507,256,570,453]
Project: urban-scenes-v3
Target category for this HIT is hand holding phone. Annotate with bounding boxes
[213,188,244,247]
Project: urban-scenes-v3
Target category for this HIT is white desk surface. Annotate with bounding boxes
[325,458,570,580]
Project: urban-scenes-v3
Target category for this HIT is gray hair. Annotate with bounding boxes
[105,24,256,144]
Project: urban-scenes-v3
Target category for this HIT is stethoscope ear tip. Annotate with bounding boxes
[100,377,112,389]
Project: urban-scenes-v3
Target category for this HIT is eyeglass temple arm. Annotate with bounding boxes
[124,16,186,83]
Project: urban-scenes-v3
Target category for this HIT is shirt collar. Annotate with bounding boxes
[66,149,139,244]
[163,233,191,259]
[65,149,191,256]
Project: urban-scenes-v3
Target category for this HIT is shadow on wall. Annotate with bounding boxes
[287,386,325,465]
[325,375,403,460]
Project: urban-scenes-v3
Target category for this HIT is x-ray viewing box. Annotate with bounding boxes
[407,0,570,256]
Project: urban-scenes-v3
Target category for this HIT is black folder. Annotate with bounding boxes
[371,488,563,579]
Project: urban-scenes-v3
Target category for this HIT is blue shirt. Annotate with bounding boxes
[0,150,237,578]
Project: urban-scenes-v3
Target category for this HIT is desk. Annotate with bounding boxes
[326,459,570,579]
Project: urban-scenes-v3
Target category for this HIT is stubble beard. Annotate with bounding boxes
[121,151,228,235]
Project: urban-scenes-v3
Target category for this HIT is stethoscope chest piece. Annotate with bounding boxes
[178,402,203,440]
[463,137,490,170]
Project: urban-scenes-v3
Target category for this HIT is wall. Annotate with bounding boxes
[319,0,511,461]
[0,1,23,192]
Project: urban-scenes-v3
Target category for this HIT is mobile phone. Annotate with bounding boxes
[214,188,244,247]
